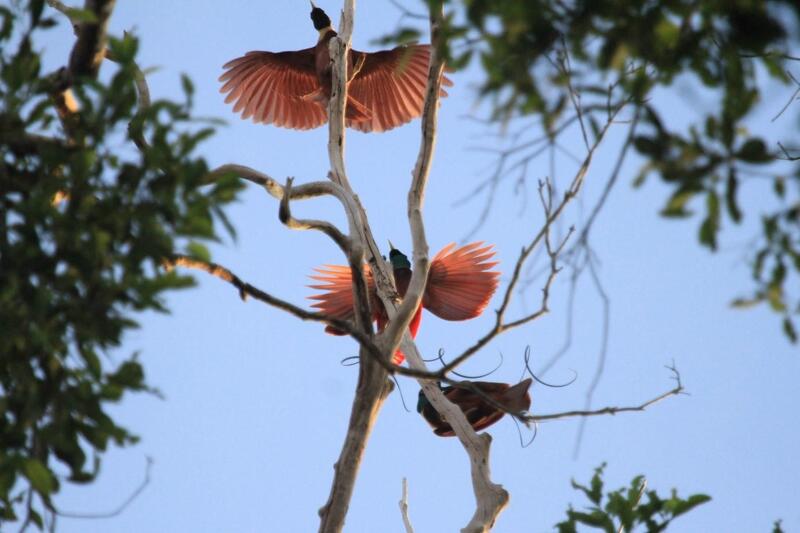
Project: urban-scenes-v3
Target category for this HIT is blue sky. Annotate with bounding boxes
[34,1,799,532]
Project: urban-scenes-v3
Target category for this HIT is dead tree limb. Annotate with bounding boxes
[317,3,393,532]
[399,478,415,533]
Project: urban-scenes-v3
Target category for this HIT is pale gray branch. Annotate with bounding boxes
[379,6,447,356]
[317,3,398,532]
[399,477,414,533]
[280,177,351,251]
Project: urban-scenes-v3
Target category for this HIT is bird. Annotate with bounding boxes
[308,242,499,364]
[416,378,533,437]
[218,2,452,133]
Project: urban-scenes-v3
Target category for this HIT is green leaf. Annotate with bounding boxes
[773,177,785,198]
[109,360,145,389]
[699,218,716,249]
[730,296,762,309]
[664,493,711,517]
[654,19,679,49]
[566,509,614,530]
[27,508,44,529]
[725,168,742,223]
[108,33,139,63]
[783,317,797,343]
[66,8,98,23]
[30,0,45,26]
[736,138,771,163]
[22,459,55,496]
[186,241,211,263]
[633,135,661,157]
[767,285,786,312]
[698,192,720,250]
[661,188,696,218]
[181,73,195,97]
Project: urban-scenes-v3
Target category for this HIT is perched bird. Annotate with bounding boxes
[308,242,499,364]
[417,378,533,437]
[218,2,452,133]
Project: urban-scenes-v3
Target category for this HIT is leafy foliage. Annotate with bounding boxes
[555,464,710,532]
[386,0,800,341]
[0,1,241,526]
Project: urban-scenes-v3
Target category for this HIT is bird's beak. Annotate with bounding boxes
[310,0,317,8]
[388,239,395,250]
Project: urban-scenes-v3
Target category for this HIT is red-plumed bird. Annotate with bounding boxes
[417,379,533,437]
[308,242,499,364]
[219,2,452,132]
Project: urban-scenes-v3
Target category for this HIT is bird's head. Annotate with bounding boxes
[388,241,411,270]
[309,2,332,32]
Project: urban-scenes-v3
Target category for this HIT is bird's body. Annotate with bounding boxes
[308,243,499,364]
[373,252,422,364]
[219,4,451,132]
[417,378,533,437]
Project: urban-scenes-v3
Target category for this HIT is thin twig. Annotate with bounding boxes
[530,365,684,423]
[771,71,800,122]
[166,254,372,345]
[572,255,610,458]
[55,457,153,519]
[557,38,590,152]
[399,477,415,533]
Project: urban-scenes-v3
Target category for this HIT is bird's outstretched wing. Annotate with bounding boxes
[423,242,499,321]
[347,44,453,133]
[308,264,375,335]
[219,49,327,130]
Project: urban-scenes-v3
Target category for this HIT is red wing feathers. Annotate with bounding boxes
[347,44,453,133]
[423,242,500,321]
[308,264,375,335]
[219,49,327,130]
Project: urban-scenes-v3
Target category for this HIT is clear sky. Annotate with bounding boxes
[36,1,799,532]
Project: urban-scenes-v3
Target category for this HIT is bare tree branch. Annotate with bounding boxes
[46,0,116,138]
[399,477,415,533]
[441,101,627,375]
[318,4,396,531]
[280,177,351,251]
[166,256,470,384]
[68,0,115,78]
[385,7,511,532]
[436,365,684,429]
[379,2,447,355]
[164,254,382,358]
[530,365,684,423]
[205,164,348,203]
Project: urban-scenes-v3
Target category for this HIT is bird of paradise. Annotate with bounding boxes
[219,2,452,132]
[417,379,533,437]
[308,242,500,364]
